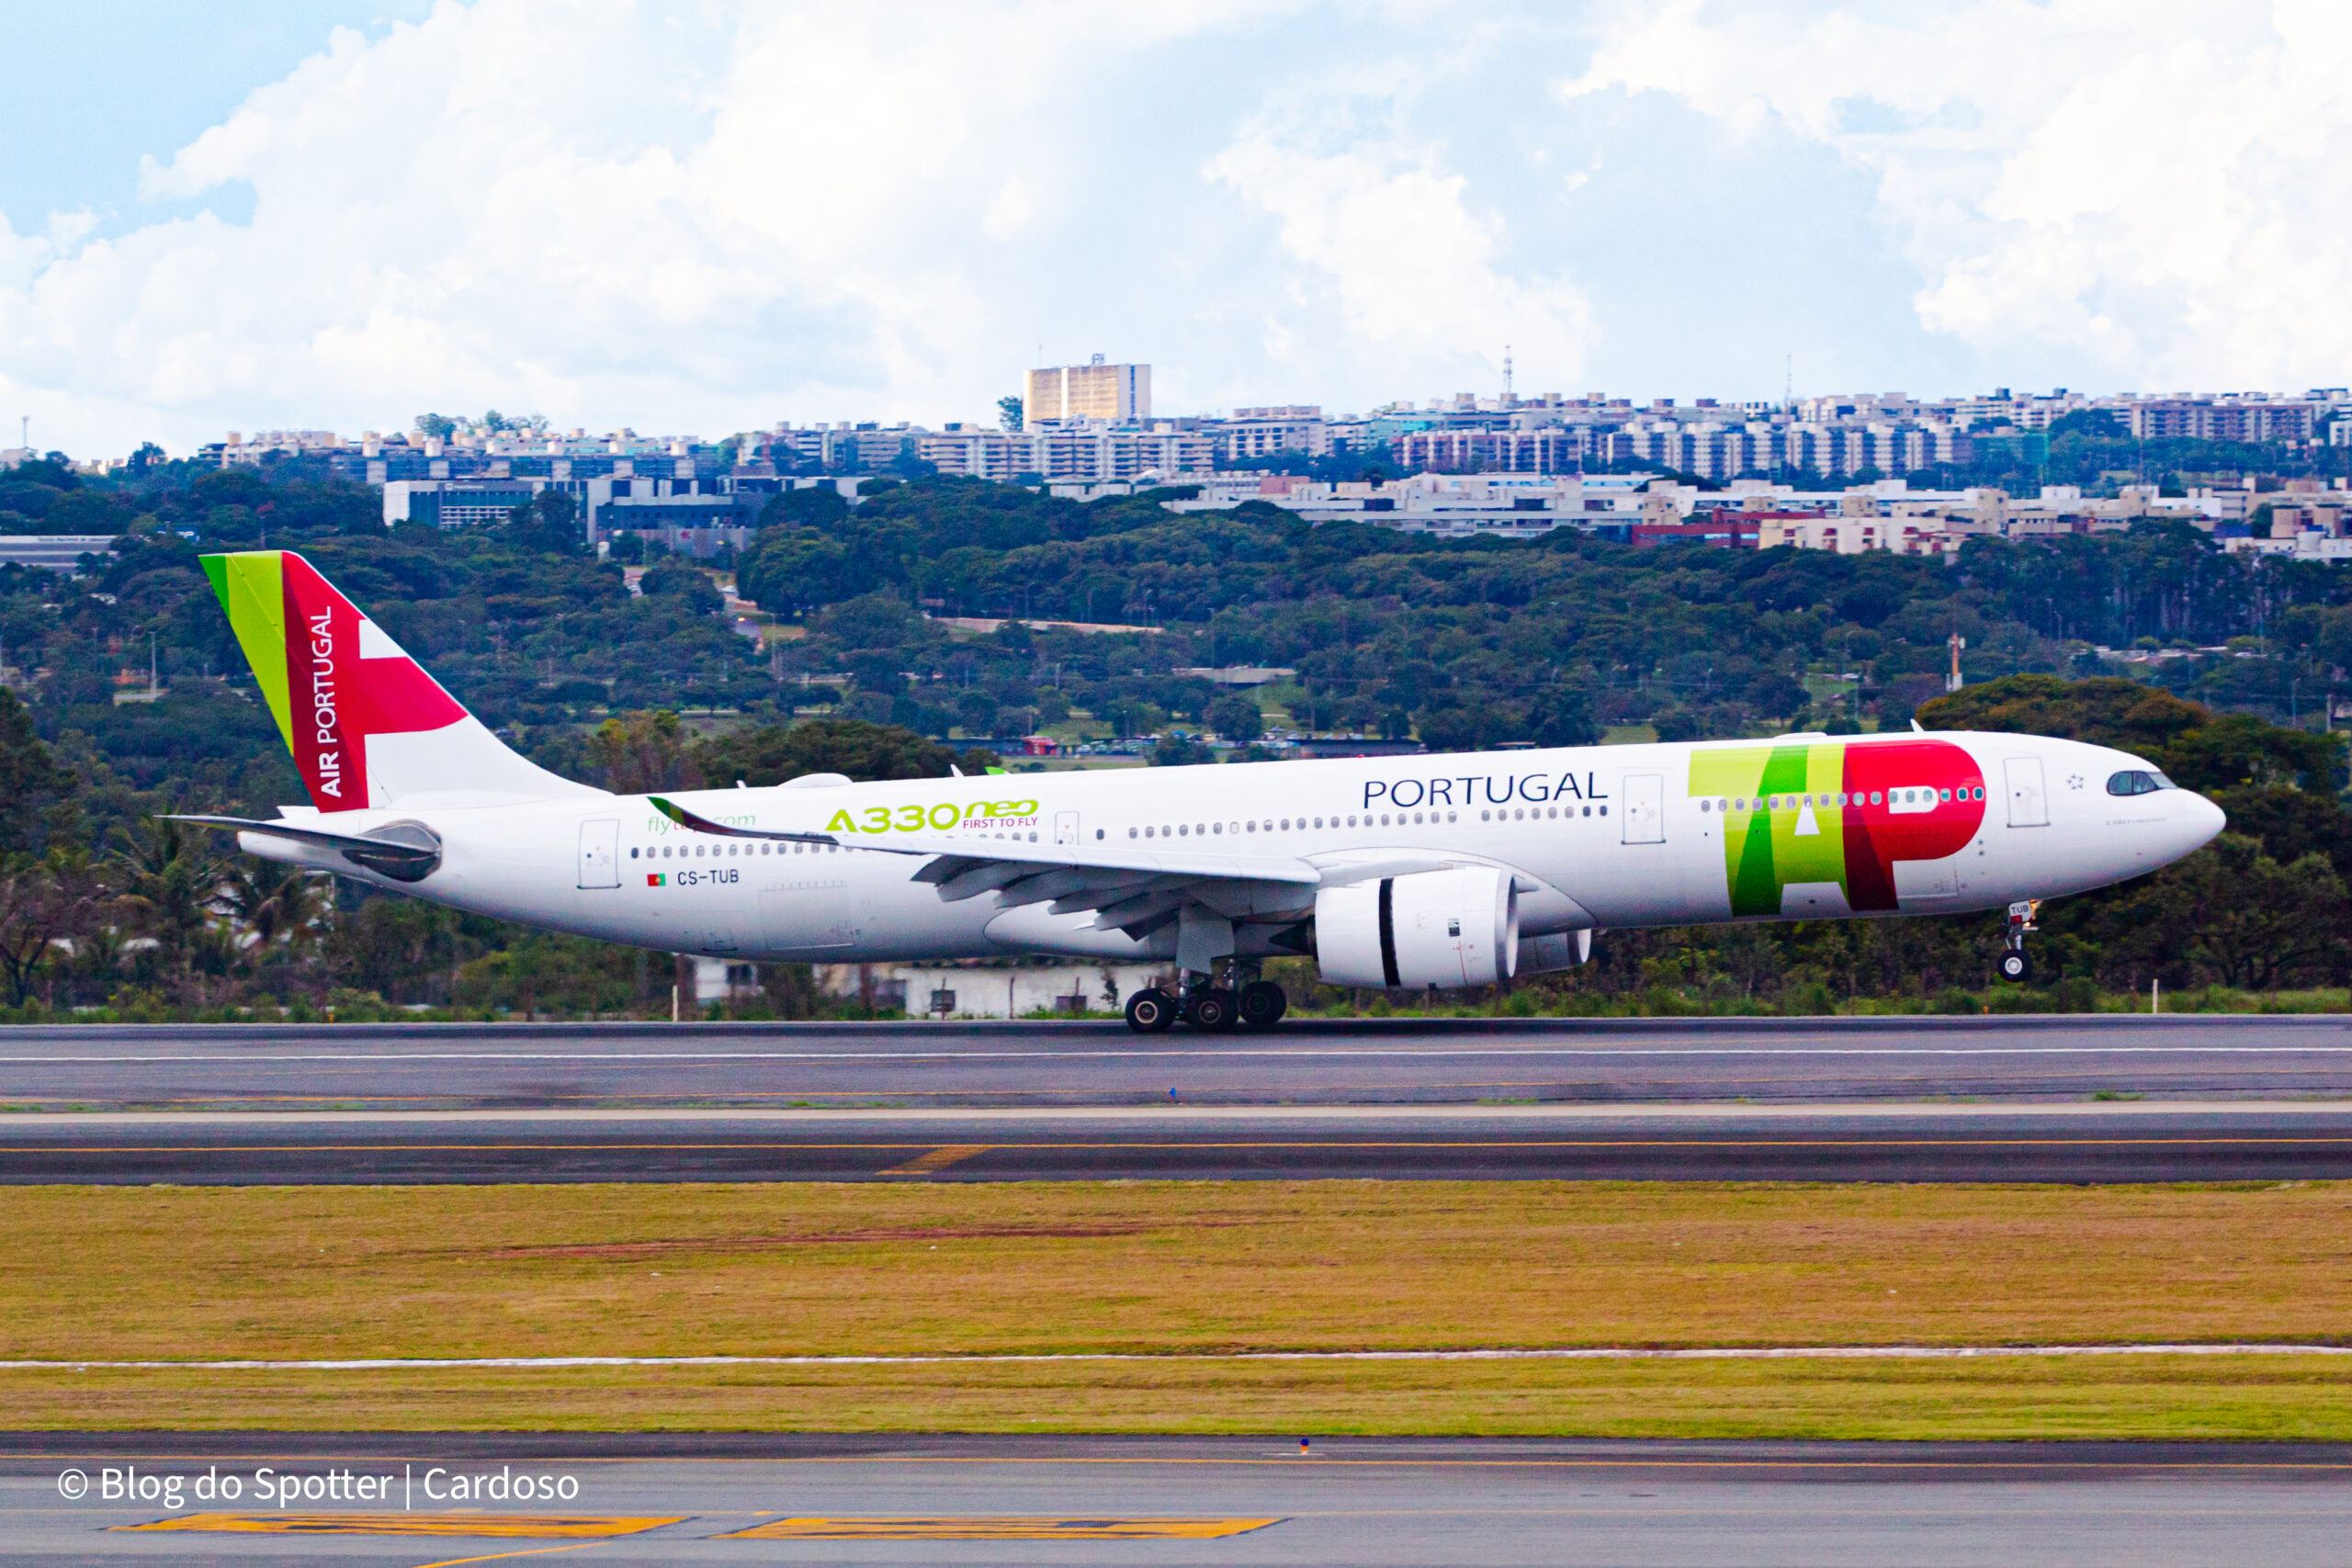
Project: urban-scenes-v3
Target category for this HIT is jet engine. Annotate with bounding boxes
[1314,866,1520,989]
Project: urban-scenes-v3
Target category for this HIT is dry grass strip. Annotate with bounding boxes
[7,1180,2351,1436]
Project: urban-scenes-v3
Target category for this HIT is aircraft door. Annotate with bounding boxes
[2004,757,2049,828]
[1056,810,1080,845]
[576,819,620,888]
[1621,774,1665,844]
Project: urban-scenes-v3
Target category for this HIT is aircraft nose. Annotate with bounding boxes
[2182,790,2226,852]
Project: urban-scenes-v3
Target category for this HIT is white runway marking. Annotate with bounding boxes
[6,1043,2352,1066]
[6,1344,2349,1371]
[10,1099,2352,1125]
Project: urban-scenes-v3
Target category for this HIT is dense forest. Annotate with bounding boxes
[0,456,2346,1020]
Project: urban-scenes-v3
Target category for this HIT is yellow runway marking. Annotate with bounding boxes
[718,1515,1282,1540]
[113,1512,678,1538]
[876,1144,992,1175]
[405,1547,591,1568]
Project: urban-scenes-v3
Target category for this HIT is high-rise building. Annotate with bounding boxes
[1025,355,1149,427]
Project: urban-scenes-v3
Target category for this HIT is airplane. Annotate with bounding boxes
[173,549,2226,1032]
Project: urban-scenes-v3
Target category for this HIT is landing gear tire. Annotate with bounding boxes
[1184,987,1237,1032]
[1125,988,1178,1033]
[1996,949,2033,984]
[1238,980,1288,1029]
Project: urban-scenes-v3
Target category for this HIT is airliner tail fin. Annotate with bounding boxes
[203,549,600,812]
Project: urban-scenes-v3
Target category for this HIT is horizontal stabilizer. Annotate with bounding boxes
[166,814,442,883]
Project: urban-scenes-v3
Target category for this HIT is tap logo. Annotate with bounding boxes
[1690,738,1986,914]
[303,606,345,799]
[201,550,468,813]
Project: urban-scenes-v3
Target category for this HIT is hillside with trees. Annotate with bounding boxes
[0,460,2345,1019]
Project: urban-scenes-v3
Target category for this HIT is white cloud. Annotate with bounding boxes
[1563,0,2352,390]
[1207,116,1591,390]
[17,0,2347,457]
[0,0,1316,455]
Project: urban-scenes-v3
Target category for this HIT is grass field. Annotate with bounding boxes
[7,1180,2351,1435]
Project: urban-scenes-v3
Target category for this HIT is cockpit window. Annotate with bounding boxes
[2106,769,2171,796]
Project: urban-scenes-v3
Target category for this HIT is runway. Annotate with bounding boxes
[9,1103,2352,1183]
[8,1434,2352,1566]
[7,1015,2349,1184]
[3,1014,2348,1112]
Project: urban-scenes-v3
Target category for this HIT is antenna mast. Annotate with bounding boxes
[1503,345,1514,400]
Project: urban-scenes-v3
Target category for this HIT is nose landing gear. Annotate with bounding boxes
[1996,899,2041,984]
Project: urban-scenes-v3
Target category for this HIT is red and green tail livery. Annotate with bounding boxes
[202,550,587,812]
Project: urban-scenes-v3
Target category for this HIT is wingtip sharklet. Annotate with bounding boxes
[648,795,842,847]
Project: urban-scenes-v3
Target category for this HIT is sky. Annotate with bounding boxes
[3,0,2349,457]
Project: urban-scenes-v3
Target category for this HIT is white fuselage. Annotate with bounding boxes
[244,732,2224,965]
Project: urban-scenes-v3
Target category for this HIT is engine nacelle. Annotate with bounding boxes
[1314,867,1520,989]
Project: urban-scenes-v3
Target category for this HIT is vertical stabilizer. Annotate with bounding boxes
[203,550,602,811]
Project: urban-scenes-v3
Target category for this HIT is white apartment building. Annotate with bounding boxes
[2124,398,2318,443]
[1217,406,1331,461]
[920,427,1211,483]
[1393,428,1594,474]
[1163,472,1645,537]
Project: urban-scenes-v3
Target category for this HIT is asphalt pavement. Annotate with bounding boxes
[7,1102,2352,1183]
[7,1434,2352,1567]
[3,1013,2348,1112]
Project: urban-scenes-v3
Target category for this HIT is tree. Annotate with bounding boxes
[220,856,325,953]
[0,689,69,854]
[1529,684,1600,748]
[693,718,994,784]
[956,690,1001,735]
[2088,834,2350,990]
[589,710,693,794]
[504,491,583,557]
[998,395,1024,433]
[1208,693,1264,744]
[413,413,458,442]
[640,558,723,615]
[0,848,111,1006]
[109,817,228,996]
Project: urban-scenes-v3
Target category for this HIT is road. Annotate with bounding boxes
[8,1103,2352,1183]
[2,1014,2347,1112]
[7,1434,2352,1566]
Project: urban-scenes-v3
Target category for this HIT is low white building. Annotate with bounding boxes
[814,962,1175,1018]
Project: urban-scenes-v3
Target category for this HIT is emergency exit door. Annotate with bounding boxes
[1620,775,1665,844]
[1056,810,1080,845]
[577,819,620,887]
[2004,757,2049,827]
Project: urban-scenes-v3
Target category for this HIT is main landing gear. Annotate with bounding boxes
[1124,988,1178,1032]
[1125,965,1289,1032]
[1996,898,2041,984]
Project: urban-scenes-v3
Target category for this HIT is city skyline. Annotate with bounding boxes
[4,2,2349,456]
